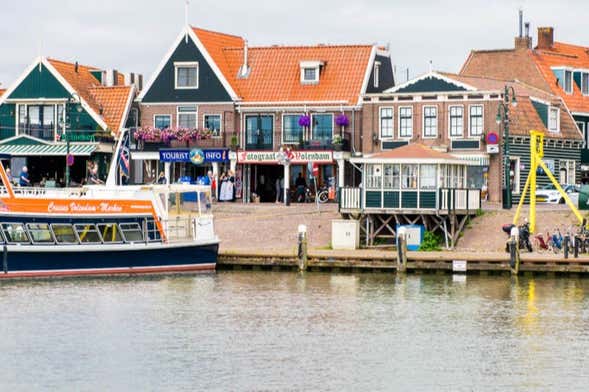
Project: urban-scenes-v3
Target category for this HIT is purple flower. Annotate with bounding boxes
[298,115,311,127]
[335,114,349,127]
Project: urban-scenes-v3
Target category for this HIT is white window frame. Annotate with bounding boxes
[310,113,334,141]
[203,113,223,138]
[422,105,438,139]
[448,105,464,138]
[581,71,589,96]
[559,159,576,185]
[548,107,560,133]
[379,107,394,139]
[373,61,381,89]
[281,113,305,144]
[468,104,484,138]
[398,106,413,139]
[576,121,586,147]
[564,69,573,94]
[176,106,198,129]
[300,61,322,84]
[153,114,172,129]
[174,61,199,90]
[510,156,521,194]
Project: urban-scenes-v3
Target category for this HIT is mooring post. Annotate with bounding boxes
[396,227,407,273]
[3,245,7,274]
[574,235,580,258]
[297,224,308,272]
[563,235,570,259]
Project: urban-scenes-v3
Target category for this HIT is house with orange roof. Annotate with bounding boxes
[360,71,581,204]
[137,25,393,202]
[460,24,588,183]
[0,57,139,185]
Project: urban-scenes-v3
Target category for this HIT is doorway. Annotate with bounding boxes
[251,164,283,202]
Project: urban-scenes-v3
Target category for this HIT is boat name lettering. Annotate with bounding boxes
[48,202,123,213]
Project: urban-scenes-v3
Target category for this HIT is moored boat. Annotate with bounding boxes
[0,134,219,278]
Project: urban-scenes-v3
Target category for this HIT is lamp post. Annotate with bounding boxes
[63,93,82,187]
[496,85,518,209]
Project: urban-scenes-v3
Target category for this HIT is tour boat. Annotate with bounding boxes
[0,132,219,278]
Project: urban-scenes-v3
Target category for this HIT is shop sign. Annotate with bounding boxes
[159,148,230,163]
[486,145,499,154]
[238,150,334,164]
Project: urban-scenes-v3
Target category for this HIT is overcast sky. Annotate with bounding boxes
[1,0,588,89]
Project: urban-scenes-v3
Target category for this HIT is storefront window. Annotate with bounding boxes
[383,164,400,189]
[401,164,417,189]
[283,114,304,144]
[365,164,382,189]
[420,165,437,189]
[311,114,333,145]
[467,166,485,188]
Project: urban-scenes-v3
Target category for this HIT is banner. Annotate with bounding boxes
[237,150,334,164]
[159,148,230,163]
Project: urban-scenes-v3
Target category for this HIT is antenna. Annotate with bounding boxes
[184,0,190,43]
[37,37,43,72]
[518,8,523,38]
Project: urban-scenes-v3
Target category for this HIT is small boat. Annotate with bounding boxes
[0,132,219,278]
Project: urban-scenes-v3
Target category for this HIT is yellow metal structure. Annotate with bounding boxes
[513,130,584,233]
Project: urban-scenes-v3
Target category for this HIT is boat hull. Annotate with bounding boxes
[0,242,218,278]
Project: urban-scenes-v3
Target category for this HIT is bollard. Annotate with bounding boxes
[563,235,570,259]
[574,236,580,258]
[3,245,7,274]
[509,237,520,275]
[396,227,407,273]
[297,224,308,272]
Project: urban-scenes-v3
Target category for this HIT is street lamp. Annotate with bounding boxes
[62,93,82,187]
[496,85,518,209]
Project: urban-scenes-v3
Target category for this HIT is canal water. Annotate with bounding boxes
[1,271,588,391]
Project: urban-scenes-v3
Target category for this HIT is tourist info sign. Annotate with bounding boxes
[237,150,334,164]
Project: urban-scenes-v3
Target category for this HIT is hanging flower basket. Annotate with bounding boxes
[335,113,349,127]
[298,115,311,127]
[134,127,212,146]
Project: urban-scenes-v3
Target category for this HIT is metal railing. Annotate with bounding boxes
[439,188,481,213]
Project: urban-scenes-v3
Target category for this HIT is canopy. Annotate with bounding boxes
[0,143,97,156]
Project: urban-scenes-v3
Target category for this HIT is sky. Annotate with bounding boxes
[1,0,588,89]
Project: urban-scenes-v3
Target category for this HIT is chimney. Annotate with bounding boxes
[514,10,532,50]
[74,61,79,73]
[537,27,554,50]
[238,40,250,78]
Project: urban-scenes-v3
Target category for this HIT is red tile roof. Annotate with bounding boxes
[46,58,133,133]
[531,42,589,114]
[193,26,374,104]
[0,89,5,98]
[370,143,459,160]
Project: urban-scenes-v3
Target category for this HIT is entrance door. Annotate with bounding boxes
[251,164,283,202]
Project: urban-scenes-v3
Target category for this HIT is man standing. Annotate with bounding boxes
[19,166,30,187]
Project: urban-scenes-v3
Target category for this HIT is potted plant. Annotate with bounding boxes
[230,134,239,150]
[332,134,343,151]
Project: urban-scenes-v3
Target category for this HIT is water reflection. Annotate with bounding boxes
[0,272,588,391]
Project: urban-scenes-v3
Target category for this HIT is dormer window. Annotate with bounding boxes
[548,107,560,133]
[300,61,322,84]
[552,67,573,94]
[581,71,589,96]
[174,61,199,89]
[374,61,381,88]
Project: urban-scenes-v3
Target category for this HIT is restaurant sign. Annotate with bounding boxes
[237,150,334,164]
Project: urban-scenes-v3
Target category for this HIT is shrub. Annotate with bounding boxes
[418,231,443,251]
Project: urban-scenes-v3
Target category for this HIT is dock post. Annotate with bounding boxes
[297,224,308,272]
[396,227,407,273]
[509,238,520,275]
[563,235,570,259]
[2,245,7,274]
[574,235,580,258]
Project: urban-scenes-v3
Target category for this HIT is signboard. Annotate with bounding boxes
[452,260,467,272]
[395,224,424,251]
[66,154,75,167]
[486,145,499,154]
[237,150,334,164]
[159,148,230,163]
[486,132,499,145]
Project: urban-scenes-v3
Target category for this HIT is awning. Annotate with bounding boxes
[451,153,490,166]
[0,143,97,156]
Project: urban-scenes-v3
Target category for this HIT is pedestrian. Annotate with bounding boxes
[5,168,12,184]
[156,171,167,184]
[88,167,104,185]
[275,177,282,203]
[295,172,306,202]
[19,166,30,187]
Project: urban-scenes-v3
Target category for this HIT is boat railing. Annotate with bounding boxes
[162,214,216,243]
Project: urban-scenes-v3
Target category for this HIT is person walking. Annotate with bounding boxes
[275,177,282,203]
[295,172,306,202]
[19,166,30,187]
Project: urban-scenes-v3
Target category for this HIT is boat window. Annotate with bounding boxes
[120,223,144,242]
[98,223,123,243]
[27,223,55,244]
[52,224,78,244]
[2,223,30,243]
[74,224,102,243]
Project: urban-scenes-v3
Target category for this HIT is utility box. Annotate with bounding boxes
[396,224,425,251]
[578,185,589,210]
[331,219,360,250]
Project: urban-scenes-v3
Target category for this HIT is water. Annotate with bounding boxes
[1,271,588,391]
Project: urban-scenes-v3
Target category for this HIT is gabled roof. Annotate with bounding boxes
[351,143,466,164]
[531,41,589,114]
[222,44,374,104]
[140,25,378,105]
[383,71,476,94]
[0,57,135,134]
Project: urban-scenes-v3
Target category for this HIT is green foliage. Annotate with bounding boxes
[418,231,442,251]
[476,208,485,217]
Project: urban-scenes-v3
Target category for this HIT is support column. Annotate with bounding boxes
[164,162,171,184]
[284,163,290,206]
[337,159,345,198]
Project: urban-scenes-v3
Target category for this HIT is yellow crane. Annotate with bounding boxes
[513,130,584,233]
